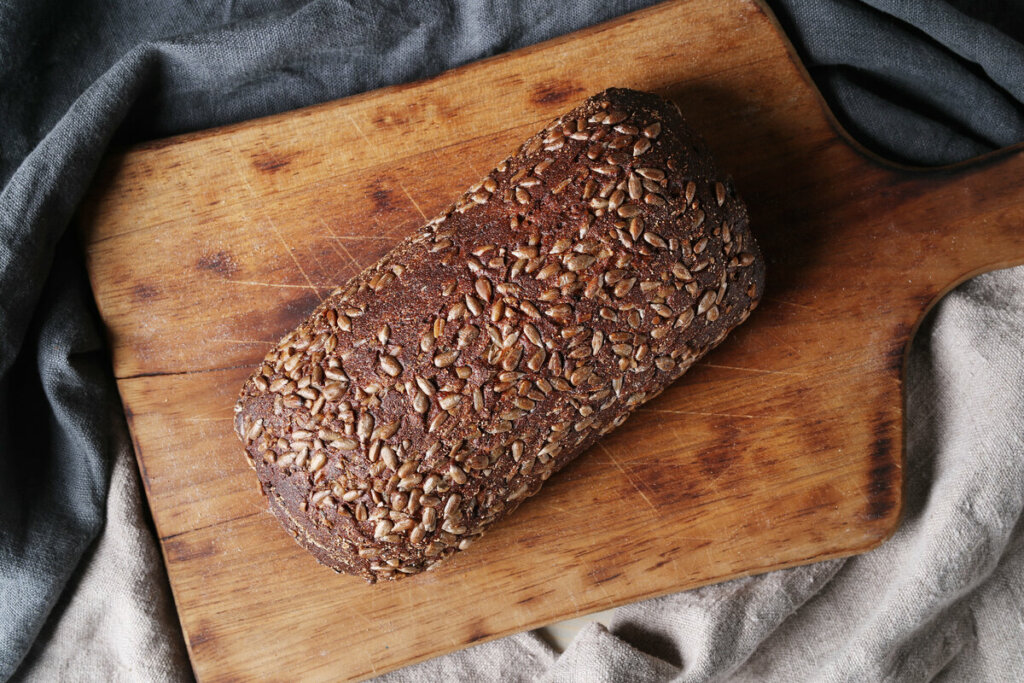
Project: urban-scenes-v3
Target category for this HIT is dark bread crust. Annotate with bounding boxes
[234,89,765,582]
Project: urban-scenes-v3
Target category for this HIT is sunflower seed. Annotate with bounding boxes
[633,137,652,156]
[441,520,467,535]
[715,181,726,206]
[434,350,458,368]
[608,189,626,212]
[372,420,400,441]
[570,366,594,386]
[245,419,264,442]
[604,109,628,124]
[374,520,393,540]
[392,517,415,535]
[684,180,697,206]
[628,173,643,200]
[420,327,436,352]
[502,345,524,372]
[614,277,636,298]
[422,507,437,531]
[489,298,506,322]
[655,356,676,372]
[381,445,399,470]
[545,375,569,392]
[643,232,667,249]
[471,278,492,302]
[607,151,630,166]
[607,135,630,150]
[692,209,705,230]
[332,436,358,451]
[566,254,596,271]
[357,413,374,441]
[449,461,468,485]
[456,325,480,349]
[643,122,661,138]
[422,474,441,496]
[442,491,462,518]
[463,453,487,470]
[428,411,448,433]
[697,290,717,315]
[409,525,426,544]
[308,451,326,472]
[380,355,402,377]
[536,262,561,280]
[438,393,462,411]
[465,294,483,316]
[616,203,642,218]
[672,262,694,281]
[545,304,572,322]
[636,167,665,181]
[283,354,302,374]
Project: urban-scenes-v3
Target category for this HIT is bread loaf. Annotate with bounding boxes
[234,88,764,582]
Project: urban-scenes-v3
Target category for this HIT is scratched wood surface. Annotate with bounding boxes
[78,0,1024,680]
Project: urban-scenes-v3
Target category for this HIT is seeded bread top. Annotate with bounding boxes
[234,88,764,582]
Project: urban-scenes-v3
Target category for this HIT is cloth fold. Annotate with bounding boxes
[1,1,1022,681]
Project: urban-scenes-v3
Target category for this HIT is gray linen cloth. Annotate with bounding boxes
[2,1,1022,680]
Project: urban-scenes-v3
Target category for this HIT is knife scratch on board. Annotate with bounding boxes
[265,217,323,300]
[597,443,659,517]
[319,217,367,275]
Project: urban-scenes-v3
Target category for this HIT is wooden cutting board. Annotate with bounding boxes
[78,0,1024,680]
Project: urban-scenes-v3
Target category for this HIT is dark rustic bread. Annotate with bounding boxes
[234,88,765,582]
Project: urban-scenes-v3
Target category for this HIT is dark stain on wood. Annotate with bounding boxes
[372,107,410,128]
[132,282,158,301]
[886,341,907,375]
[197,250,239,278]
[465,619,491,644]
[531,80,585,106]
[252,151,298,173]
[188,621,215,649]
[373,188,394,212]
[590,568,623,585]
[885,321,912,374]
[695,420,743,482]
[273,291,324,332]
[164,535,218,563]
[865,412,898,521]
[369,179,397,213]
[697,446,738,482]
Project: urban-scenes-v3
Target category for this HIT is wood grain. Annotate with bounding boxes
[79,0,1024,680]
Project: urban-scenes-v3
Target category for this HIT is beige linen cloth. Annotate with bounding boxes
[16,266,1024,681]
